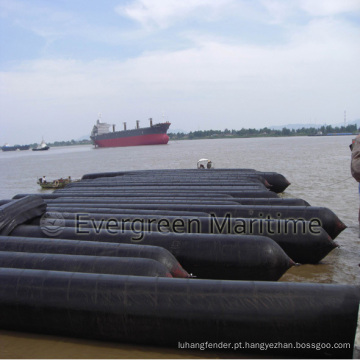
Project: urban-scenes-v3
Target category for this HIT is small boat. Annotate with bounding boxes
[33,139,50,151]
[197,158,213,169]
[37,177,75,189]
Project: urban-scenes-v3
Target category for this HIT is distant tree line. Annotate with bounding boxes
[169,124,358,140]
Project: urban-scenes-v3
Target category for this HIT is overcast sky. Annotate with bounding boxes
[1,0,359,144]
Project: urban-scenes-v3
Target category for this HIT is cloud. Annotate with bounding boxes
[299,0,360,17]
[116,0,233,29]
[1,12,359,144]
[0,0,75,38]
[260,0,298,24]
[260,0,360,25]
[0,0,132,49]
[0,0,359,144]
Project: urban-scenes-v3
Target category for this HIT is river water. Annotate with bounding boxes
[0,136,359,358]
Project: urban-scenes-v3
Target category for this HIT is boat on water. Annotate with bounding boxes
[32,139,50,151]
[90,116,171,148]
[1,144,30,151]
[37,176,76,189]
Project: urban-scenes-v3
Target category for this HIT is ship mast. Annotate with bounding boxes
[344,110,347,127]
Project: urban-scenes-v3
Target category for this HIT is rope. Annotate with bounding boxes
[326,176,354,188]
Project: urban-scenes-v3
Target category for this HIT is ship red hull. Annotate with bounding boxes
[94,133,169,148]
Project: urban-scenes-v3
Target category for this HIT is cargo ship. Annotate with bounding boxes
[1,144,30,151]
[90,117,171,148]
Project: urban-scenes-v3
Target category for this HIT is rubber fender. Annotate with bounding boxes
[80,169,290,192]
[0,236,189,278]
[256,172,291,193]
[13,193,235,200]
[0,195,46,235]
[52,185,267,193]
[77,174,270,187]
[210,217,337,264]
[47,198,240,205]
[44,197,308,206]
[10,225,294,281]
[231,198,310,206]
[46,206,210,217]
[81,169,258,179]
[0,251,172,277]
[46,199,240,206]
[17,196,304,206]
[66,179,266,186]
[65,181,267,189]
[51,190,279,198]
[45,204,346,240]
[37,214,336,264]
[0,268,358,358]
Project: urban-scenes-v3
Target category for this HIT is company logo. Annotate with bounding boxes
[40,212,65,236]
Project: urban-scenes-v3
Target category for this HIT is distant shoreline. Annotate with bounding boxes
[4,124,358,148]
[168,124,358,141]
[169,133,357,141]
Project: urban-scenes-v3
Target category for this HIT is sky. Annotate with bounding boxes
[0,0,360,144]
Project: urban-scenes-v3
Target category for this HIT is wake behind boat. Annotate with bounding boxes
[90,116,171,148]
